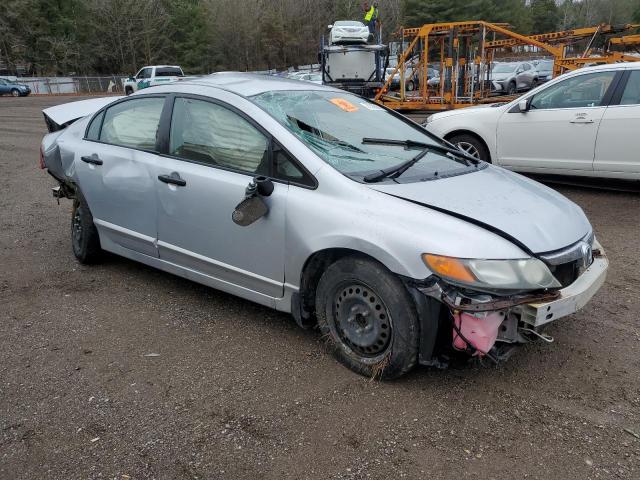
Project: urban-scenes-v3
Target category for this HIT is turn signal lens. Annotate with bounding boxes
[422,254,476,283]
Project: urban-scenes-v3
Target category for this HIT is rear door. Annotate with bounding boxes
[74,96,166,257]
[594,69,640,177]
[0,79,9,94]
[496,70,619,173]
[153,94,306,299]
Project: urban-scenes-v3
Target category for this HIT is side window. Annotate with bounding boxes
[85,110,105,140]
[136,68,151,79]
[529,71,616,110]
[169,97,269,174]
[99,97,164,150]
[273,142,314,186]
[620,71,640,106]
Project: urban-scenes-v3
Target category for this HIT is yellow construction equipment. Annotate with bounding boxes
[376,21,640,111]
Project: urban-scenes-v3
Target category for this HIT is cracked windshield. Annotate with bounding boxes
[252,90,475,181]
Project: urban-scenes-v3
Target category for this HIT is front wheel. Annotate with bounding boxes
[11,89,20,97]
[448,133,490,162]
[315,256,419,379]
[506,82,516,95]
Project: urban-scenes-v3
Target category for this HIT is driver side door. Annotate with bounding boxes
[496,70,620,173]
[153,95,313,302]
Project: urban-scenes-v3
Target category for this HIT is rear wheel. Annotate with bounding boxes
[406,80,415,92]
[71,191,102,264]
[315,256,419,379]
[448,133,490,162]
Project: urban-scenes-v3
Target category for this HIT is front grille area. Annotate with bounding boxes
[538,232,595,288]
[548,260,582,288]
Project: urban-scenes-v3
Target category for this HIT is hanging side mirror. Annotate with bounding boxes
[232,176,274,227]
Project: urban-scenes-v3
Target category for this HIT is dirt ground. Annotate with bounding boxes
[1,95,639,480]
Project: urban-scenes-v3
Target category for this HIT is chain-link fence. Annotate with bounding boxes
[3,76,127,95]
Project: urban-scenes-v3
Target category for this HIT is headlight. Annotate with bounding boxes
[422,254,561,291]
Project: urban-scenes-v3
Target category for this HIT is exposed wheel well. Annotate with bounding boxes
[444,130,492,163]
[295,248,386,328]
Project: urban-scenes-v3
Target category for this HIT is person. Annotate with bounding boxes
[363,1,380,39]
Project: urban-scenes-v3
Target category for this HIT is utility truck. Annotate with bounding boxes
[123,65,184,95]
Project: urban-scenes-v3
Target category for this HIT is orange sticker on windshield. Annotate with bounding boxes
[329,98,359,112]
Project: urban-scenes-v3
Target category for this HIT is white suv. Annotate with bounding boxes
[424,63,640,180]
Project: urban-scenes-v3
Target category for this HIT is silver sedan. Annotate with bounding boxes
[40,73,608,378]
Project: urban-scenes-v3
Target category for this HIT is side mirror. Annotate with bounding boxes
[518,99,529,112]
[232,176,274,226]
[327,24,333,29]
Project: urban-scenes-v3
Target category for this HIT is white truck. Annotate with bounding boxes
[123,65,184,95]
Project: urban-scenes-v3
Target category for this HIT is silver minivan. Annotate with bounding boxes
[40,73,608,378]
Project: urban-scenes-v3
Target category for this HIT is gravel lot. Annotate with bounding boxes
[1,95,639,480]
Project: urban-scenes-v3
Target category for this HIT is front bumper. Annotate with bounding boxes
[514,253,608,327]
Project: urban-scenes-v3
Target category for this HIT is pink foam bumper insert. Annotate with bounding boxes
[453,311,504,356]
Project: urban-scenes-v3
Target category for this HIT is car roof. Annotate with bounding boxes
[176,72,339,97]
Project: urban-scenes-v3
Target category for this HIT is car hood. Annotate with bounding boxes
[368,166,591,254]
[427,103,502,122]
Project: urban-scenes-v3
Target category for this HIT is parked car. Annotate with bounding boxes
[302,73,323,84]
[533,59,554,84]
[328,20,371,45]
[384,66,439,91]
[0,78,31,96]
[490,61,538,94]
[424,63,640,180]
[123,65,184,95]
[39,73,608,379]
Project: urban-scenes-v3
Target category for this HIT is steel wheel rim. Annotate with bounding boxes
[72,207,83,251]
[456,141,480,159]
[331,282,392,357]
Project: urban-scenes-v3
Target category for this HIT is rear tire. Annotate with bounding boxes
[71,191,102,264]
[315,256,419,380]
[406,80,415,92]
[448,133,490,162]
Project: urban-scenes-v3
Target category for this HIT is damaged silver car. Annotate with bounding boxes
[39,73,608,379]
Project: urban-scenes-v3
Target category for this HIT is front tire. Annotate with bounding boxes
[125,86,134,95]
[11,89,20,97]
[71,191,102,264]
[448,133,490,162]
[315,256,419,379]
[507,82,516,95]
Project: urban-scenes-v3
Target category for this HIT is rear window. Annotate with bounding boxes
[99,97,165,150]
[155,67,183,77]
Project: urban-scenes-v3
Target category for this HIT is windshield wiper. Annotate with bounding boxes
[362,137,481,164]
[363,148,431,183]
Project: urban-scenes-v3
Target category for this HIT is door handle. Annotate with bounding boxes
[81,155,103,165]
[570,118,594,124]
[158,173,186,187]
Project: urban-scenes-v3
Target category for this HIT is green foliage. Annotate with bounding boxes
[0,0,637,76]
[530,0,558,34]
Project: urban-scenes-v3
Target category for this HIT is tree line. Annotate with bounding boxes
[1,0,638,76]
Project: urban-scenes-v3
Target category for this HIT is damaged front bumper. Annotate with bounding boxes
[414,247,608,365]
[513,254,608,327]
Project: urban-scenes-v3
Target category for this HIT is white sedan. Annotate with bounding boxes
[424,63,640,180]
[328,20,370,45]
